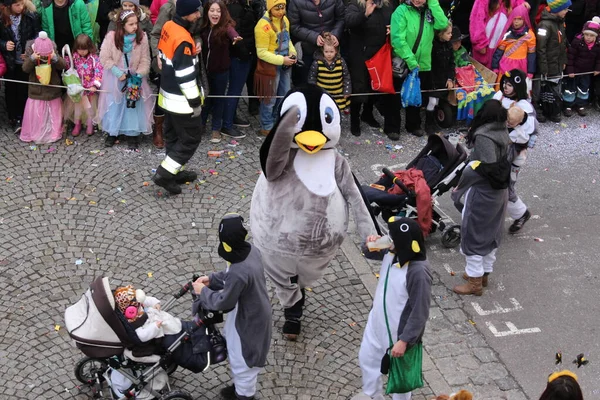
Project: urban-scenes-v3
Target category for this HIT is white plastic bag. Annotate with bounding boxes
[61,44,85,102]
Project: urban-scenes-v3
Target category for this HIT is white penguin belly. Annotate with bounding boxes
[293,150,337,196]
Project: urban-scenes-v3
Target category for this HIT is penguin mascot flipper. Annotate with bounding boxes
[259,106,299,181]
[250,85,377,341]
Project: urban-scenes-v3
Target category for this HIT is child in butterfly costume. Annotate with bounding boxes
[353,217,432,400]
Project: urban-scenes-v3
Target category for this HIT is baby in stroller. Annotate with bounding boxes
[65,276,227,400]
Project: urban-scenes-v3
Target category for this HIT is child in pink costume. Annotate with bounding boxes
[64,34,103,137]
[470,0,526,68]
[492,4,536,79]
[20,31,66,144]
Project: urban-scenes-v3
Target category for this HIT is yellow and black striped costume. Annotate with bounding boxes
[307,55,352,110]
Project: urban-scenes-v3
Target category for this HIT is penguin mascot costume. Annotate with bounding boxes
[194,214,272,400]
[250,85,377,340]
[354,217,432,400]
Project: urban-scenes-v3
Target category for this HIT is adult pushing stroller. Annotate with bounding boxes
[362,134,468,248]
[65,276,228,400]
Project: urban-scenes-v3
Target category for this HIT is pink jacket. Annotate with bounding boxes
[149,0,169,24]
[99,31,151,77]
[65,52,103,94]
[470,0,525,51]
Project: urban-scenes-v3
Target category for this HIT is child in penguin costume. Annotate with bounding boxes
[192,214,272,400]
[352,217,432,400]
[249,85,377,340]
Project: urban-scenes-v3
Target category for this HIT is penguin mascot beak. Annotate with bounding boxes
[294,130,328,154]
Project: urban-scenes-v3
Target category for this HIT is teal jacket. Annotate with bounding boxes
[390,0,448,72]
[40,0,93,44]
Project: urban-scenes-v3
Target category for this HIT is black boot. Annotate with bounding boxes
[220,385,236,400]
[152,165,182,195]
[175,170,198,184]
[361,102,381,128]
[350,102,361,136]
[283,288,305,341]
[425,110,439,135]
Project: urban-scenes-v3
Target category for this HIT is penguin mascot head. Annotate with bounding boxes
[259,85,341,181]
[387,217,426,266]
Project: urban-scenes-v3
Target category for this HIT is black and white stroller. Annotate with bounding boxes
[362,134,468,248]
[65,276,227,400]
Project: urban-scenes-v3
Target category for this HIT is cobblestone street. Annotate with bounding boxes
[0,101,530,400]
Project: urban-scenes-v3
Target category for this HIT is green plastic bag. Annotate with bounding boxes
[385,342,424,394]
[61,45,84,103]
[382,261,424,395]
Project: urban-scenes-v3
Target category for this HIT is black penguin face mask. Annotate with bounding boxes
[218,214,251,264]
[387,217,426,266]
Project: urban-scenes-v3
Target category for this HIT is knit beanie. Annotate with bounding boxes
[267,0,285,11]
[176,0,201,17]
[121,0,140,6]
[582,16,600,36]
[547,0,571,13]
[33,32,55,57]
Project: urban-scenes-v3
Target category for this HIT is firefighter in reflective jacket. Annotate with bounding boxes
[152,0,204,195]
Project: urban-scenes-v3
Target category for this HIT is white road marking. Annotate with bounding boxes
[370,163,407,176]
[471,298,523,316]
[496,282,505,291]
[486,321,541,337]
[443,263,454,274]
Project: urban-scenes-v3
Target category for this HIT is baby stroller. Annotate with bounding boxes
[65,276,228,400]
[362,134,468,248]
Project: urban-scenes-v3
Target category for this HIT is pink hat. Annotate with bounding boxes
[33,31,54,57]
[583,17,600,36]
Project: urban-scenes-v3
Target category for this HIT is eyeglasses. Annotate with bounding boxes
[273,4,285,10]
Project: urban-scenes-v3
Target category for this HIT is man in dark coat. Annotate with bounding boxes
[345,0,400,139]
[288,0,345,84]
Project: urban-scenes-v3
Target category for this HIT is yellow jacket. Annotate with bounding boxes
[254,12,296,66]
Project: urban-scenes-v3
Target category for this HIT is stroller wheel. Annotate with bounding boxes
[159,389,194,400]
[74,357,108,384]
[441,224,461,248]
[436,101,455,128]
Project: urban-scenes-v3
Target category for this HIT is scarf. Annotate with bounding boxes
[10,14,22,60]
[123,33,135,54]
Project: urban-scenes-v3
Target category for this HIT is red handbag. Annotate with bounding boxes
[365,40,395,95]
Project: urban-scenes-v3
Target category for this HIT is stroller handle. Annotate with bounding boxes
[382,168,416,198]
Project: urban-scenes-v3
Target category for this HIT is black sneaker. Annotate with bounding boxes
[549,114,561,123]
[221,127,246,139]
[563,108,574,117]
[175,170,198,184]
[509,209,531,233]
[105,135,117,147]
[233,115,250,128]
[577,107,587,116]
[386,131,400,141]
[127,135,140,150]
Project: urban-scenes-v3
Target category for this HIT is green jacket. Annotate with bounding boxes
[40,0,93,44]
[390,0,448,72]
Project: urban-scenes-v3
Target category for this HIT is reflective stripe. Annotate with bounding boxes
[181,85,200,100]
[159,52,197,67]
[175,65,196,77]
[158,90,193,114]
[180,79,197,89]
[161,156,182,175]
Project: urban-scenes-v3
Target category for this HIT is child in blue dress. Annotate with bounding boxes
[97,9,154,149]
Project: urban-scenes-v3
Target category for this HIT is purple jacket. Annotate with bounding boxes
[566,34,600,74]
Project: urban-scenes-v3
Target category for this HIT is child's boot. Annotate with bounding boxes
[453,276,483,296]
[86,119,94,136]
[72,121,82,137]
